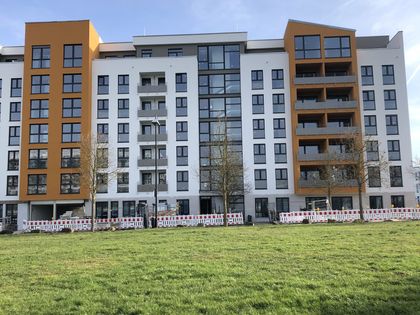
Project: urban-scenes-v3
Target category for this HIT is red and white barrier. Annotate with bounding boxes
[278,208,420,224]
[157,213,244,228]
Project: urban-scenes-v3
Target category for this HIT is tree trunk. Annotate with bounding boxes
[358,183,364,221]
[223,193,228,227]
[91,195,96,232]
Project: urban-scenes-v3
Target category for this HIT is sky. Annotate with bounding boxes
[0,0,419,159]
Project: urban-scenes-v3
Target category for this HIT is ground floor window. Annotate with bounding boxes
[255,198,268,218]
[305,197,326,211]
[123,201,135,217]
[391,195,405,208]
[331,196,353,210]
[177,199,190,215]
[5,204,18,225]
[110,201,119,218]
[96,202,108,219]
[276,197,289,213]
[369,196,383,209]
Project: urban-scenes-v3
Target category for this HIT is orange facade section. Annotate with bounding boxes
[19,21,100,202]
[284,21,363,195]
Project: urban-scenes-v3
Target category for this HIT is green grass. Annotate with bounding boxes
[0,222,419,315]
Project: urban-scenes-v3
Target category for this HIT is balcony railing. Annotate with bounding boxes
[137,158,168,167]
[296,126,358,136]
[298,178,358,188]
[137,133,168,142]
[298,152,353,161]
[294,75,356,85]
[138,84,167,93]
[137,183,168,192]
[295,99,357,110]
[138,108,168,117]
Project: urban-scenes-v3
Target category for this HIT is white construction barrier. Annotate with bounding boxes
[157,213,244,228]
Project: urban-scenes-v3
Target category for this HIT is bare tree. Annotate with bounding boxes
[79,135,118,231]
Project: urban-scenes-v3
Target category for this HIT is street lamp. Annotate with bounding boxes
[152,117,160,228]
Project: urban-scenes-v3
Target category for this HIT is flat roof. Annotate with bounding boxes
[133,32,247,46]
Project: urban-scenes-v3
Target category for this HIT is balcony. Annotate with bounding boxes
[294,75,356,85]
[296,126,358,136]
[137,183,168,192]
[137,108,167,118]
[138,133,168,142]
[298,152,353,161]
[295,99,357,110]
[138,84,167,94]
[137,158,168,167]
[298,178,357,188]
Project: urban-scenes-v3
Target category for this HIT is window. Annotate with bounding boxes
[251,70,263,90]
[97,148,108,169]
[252,95,264,114]
[254,169,267,190]
[295,35,321,59]
[64,44,82,67]
[98,75,109,94]
[96,173,108,194]
[158,100,166,110]
[384,90,397,110]
[30,99,48,118]
[364,115,377,135]
[324,36,351,58]
[369,196,383,209]
[61,148,80,168]
[96,202,108,218]
[6,176,18,196]
[254,144,266,164]
[386,115,398,135]
[8,126,20,146]
[276,198,289,213]
[113,99,129,119]
[177,171,189,191]
[118,75,129,94]
[110,201,119,218]
[117,172,129,193]
[274,118,286,138]
[273,94,285,113]
[118,123,129,143]
[387,140,401,161]
[168,48,183,57]
[176,146,188,166]
[176,97,188,116]
[97,99,109,119]
[32,75,50,94]
[60,173,80,194]
[368,167,381,187]
[97,124,109,143]
[275,168,288,189]
[62,123,81,143]
[199,97,241,118]
[382,65,395,85]
[141,101,151,111]
[62,98,81,118]
[177,199,190,215]
[28,149,48,169]
[362,90,375,110]
[142,172,152,185]
[30,124,48,144]
[366,141,379,161]
[198,45,240,70]
[272,69,284,89]
[9,102,21,121]
[253,119,265,139]
[176,73,187,92]
[361,66,374,86]
[28,174,47,195]
[255,198,268,218]
[32,45,50,68]
[7,151,19,171]
[118,148,129,168]
[63,74,81,93]
[199,74,240,95]
[141,49,152,58]
[391,195,405,208]
[390,166,403,187]
[176,121,188,141]
[123,201,136,217]
[274,143,287,163]
[10,78,22,97]
[331,197,353,210]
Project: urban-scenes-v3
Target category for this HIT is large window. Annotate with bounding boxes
[117,172,129,193]
[31,75,50,94]
[361,66,374,86]
[366,141,379,161]
[368,166,381,187]
[176,73,187,92]
[10,78,22,97]
[177,171,189,191]
[198,45,240,70]
[391,195,405,208]
[62,98,81,118]
[30,124,48,144]
[118,148,129,168]
[252,95,264,114]
[29,149,48,169]
[386,115,399,135]
[364,115,377,135]
[276,198,290,213]
[273,118,286,138]
[97,148,108,168]
[199,121,241,142]
[275,168,288,189]
[254,144,266,164]
[382,65,395,85]
[61,148,80,168]
[64,44,82,68]
[369,196,383,209]
[7,151,19,171]
[272,69,284,89]
[274,143,287,163]
[176,122,188,141]
[254,169,267,190]
[7,176,18,196]
[96,173,108,194]
[176,97,188,117]
[96,202,108,218]
[32,45,50,68]
[30,99,49,118]
[331,197,353,210]
[251,70,263,90]
[390,166,403,187]
[118,75,129,94]
[387,140,401,161]
[384,90,397,110]
[62,123,81,143]
[199,97,241,118]
[118,99,129,118]
[177,199,190,215]
[28,174,47,195]
[9,102,21,121]
[8,126,20,146]
[118,123,129,143]
[273,94,285,113]
[60,173,80,194]
[97,99,109,119]
[255,198,268,218]
[324,36,351,58]
[176,146,188,166]
[63,74,82,93]
[253,119,265,139]
[362,91,375,110]
[123,201,135,217]
[98,75,109,94]
[199,74,240,95]
[295,35,321,59]
[97,124,109,143]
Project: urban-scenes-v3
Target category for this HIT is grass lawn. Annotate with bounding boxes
[0,222,419,315]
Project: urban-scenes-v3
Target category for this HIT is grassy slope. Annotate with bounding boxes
[0,222,419,315]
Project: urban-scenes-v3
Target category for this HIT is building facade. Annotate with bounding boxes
[0,19,416,230]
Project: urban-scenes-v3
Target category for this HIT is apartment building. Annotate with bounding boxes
[0,19,416,230]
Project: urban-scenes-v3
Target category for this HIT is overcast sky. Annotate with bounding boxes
[0,0,419,158]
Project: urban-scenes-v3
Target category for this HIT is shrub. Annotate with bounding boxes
[327,219,337,224]
[352,219,365,224]
[0,230,13,235]
[30,229,42,234]
[302,218,310,224]
[197,223,204,227]
[60,228,73,233]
